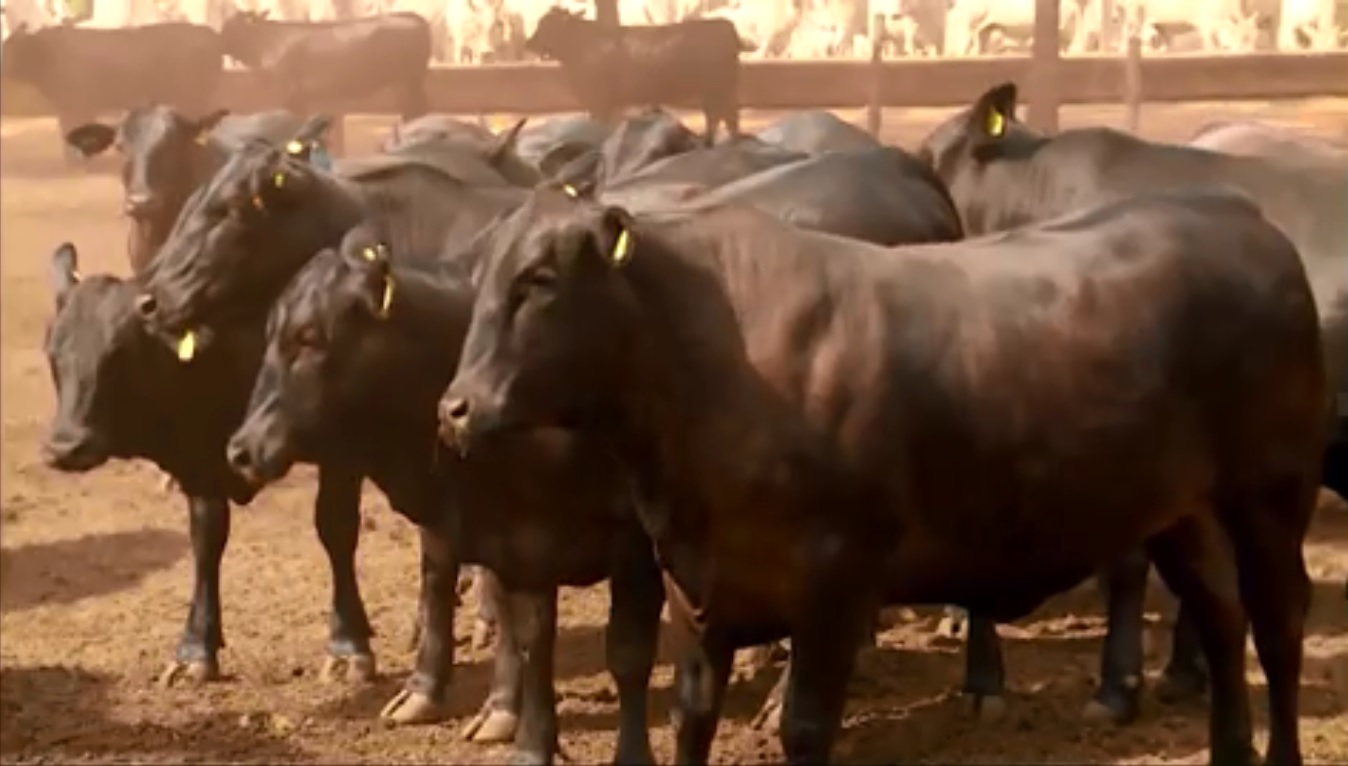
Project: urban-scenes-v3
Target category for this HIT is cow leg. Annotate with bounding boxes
[671,633,735,765]
[382,523,460,724]
[778,610,868,764]
[962,611,1008,721]
[159,494,229,688]
[460,568,523,743]
[470,566,501,650]
[1222,482,1313,766]
[1083,547,1150,724]
[752,614,879,734]
[1155,600,1210,703]
[1145,515,1258,766]
[314,465,376,684]
[607,533,664,766]
[505,588,561,766]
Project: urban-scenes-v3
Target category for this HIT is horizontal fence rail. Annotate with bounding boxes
[3,52,1346,117]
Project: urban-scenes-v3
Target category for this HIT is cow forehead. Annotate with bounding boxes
[49,279,134,353]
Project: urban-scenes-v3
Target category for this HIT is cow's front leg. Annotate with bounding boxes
[314,464,376,683]
[381,523,459,724]
[159,493,229,688]
[460,567,524,743]
[506,588,561,766]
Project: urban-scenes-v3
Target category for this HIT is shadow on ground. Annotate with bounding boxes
[0,528,188,614]
[0,664,306,760]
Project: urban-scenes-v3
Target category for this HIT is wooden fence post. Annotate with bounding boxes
[867,12,884,137]
[1027,0,1060,131]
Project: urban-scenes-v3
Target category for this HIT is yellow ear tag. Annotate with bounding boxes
[610,228,632,266]
[361,245,379,262]
[70,269,82,282]
[176,331,197,362]
[285,139,305,155]
[378,276,394,319]
[251,194,264,210]
[986,108,1006,138]
[273,170,286,188]
[561,184,578,198]
[194,132,209,146]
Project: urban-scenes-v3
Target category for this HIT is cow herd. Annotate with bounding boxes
[35,83,1348,765]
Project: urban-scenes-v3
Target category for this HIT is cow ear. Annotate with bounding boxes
[193,108,230,139]
[589,206,635,269]
[49,242,81,304]
[345,239,394,319]
[64,123,116,158]
[289,114,335,151]
[488,117,528,163]
[972,82,1017,141]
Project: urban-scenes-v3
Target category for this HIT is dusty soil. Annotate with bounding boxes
[1,101,1346,765]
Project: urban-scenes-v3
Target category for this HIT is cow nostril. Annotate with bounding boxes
[226,443,251,471]
[442,397,470,424]
[135,293,157,317]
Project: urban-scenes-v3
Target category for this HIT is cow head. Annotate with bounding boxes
[220,9,271,67]
[438,190,639,454]
[65,106,231,221]
[526,7,587,59]
[226,224,458,485]
[135,114,336,359]
[916,82,1037,230]
[42,243,147,471]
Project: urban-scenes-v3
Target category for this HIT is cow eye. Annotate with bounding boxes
[295,325,322,347]
[523,266,558,291]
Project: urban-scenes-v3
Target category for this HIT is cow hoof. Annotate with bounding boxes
[460,705,519,743]
[380,688,450,725]
[750,697,783,733]
[1081,697,1133,724]
[471,618,496,651]
[158,658,219,688]
[1154,670,1207,704]
[970,693,1007,723]
[320,654,377,684]
[512,747,553,766]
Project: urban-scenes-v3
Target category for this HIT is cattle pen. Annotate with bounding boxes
[2,0,1348,762]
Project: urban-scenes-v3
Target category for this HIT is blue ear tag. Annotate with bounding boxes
[309,143,334,171]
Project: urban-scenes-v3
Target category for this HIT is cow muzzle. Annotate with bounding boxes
[42,425,110,472]
[437,396,475,456]
[225,432,288,488]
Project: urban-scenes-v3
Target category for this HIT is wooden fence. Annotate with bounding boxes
[3,51,1346,119]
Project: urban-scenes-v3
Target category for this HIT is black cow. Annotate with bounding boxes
[41,242,285,687]
[381,114,497,153]
[524,7,751,145]
[513,114,613,179]
[125,135,536,729]
[923,82,1348,596]
[219,9,431,147]
[550,107,704,195]
[438,190,1324,765]
[62,106,309,273]
[225,226,664,763]
[1,21,223,159]
[754,111,881,156]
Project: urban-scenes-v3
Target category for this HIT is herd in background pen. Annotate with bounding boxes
[21,4,1348,766]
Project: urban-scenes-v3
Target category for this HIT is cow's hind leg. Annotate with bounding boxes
[962,611,1009,721]
[470,566,500,650]
[159,494,230,688]
[1222,477,1314,766]
[1083,548,1150,724]
[1155,600,1209,703]
[607,530,664,765]
[779,608,868,764]
[1146,515,1258,766]
[460,568,523,743]
[312,466,376,684]
[672,633,735,765]
[505,589,561,766]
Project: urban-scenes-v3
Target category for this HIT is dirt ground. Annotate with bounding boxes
[2,100,1347,765]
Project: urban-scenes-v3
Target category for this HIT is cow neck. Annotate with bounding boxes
[608,232,817,528]
[366,259,472,422]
